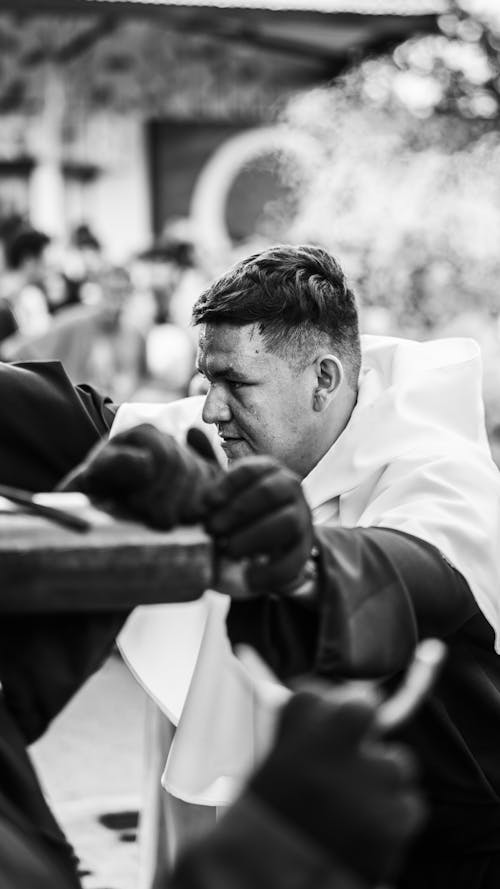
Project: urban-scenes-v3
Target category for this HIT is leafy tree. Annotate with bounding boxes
[278,0,500,331]
[277,1,500,456]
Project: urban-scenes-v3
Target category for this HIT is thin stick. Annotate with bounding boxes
[0,485,91,533]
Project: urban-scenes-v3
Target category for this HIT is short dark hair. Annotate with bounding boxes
[192,244,361,387]
[5,227,50,270]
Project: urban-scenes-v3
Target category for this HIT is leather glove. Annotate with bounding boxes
[204,456,314,594]
[60,423,222,530]
[250,688,425,885]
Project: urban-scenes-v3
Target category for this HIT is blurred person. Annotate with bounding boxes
[85,265,147,402]
[0,293,18,347]
[126,255,158,338]
[0,225,52,338]
[0,648,425,889]
[44,265,74,315]
[72,223,102,272]
[0,265,145,400]
[0,216,24,343]
[0,298,18,346]
[0,212,26,275]
[132,223,210,401]
[63,243,500,889]
[171,686,425,889]
[137,234,189,328]
[143,322,196,402]
[62,223,105,308]
[140,219,211,335]
[161,218,212,337]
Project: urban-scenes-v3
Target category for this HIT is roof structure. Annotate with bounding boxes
[8,0,446,79]
[12,0,448,10]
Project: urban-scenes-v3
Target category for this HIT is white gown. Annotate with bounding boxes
[117,334,500,807]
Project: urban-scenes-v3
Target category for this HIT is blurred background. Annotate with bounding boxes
[0,0,499,465]
[2,2,499,887]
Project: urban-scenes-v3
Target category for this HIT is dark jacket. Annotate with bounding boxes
[0,359,123,744]
[228,526,500,889]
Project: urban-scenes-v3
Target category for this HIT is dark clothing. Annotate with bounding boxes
[0,298,17,346]
[0,694,367,889]
[0,359,498,888]
[0,361,371,889]
[399,613,500,889]
[0,696,81,888]
[0,360,125,888]
[0,359,116,493]
[0,360,124,744]
[171,794,366,889]
[228,526,500,888]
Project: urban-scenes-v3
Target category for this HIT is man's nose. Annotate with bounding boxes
[202,384,231,425]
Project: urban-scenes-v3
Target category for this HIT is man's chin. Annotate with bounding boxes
[221,439,252,462]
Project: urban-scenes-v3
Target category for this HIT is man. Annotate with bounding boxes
[0,360,424,889]
[66,244,500,889]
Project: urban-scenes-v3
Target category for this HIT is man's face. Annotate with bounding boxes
[197,323,319,477]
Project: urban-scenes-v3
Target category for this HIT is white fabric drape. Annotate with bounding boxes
[118,335,500,806]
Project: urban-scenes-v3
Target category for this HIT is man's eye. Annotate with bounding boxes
[229,380,245,390]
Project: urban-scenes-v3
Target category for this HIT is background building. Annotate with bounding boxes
[0,0,442,258]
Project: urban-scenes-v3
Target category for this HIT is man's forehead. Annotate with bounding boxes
[197,322,263,366]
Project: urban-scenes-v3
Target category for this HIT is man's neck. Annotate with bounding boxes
[302,385,358,479]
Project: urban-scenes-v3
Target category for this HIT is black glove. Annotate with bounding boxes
[204,457,313,594]
[250,689,425,885]
[60,423,222,530]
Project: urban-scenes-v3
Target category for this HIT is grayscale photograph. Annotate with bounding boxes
[0,1,499,887]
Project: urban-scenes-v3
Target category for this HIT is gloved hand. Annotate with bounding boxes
[59,423,222,530]
[204,456,314,594]
[249,688,425,885]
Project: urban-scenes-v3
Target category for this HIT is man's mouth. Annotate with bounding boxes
[218,429,241,443]
[218,431,245,454]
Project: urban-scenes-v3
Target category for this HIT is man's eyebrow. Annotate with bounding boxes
[196,363,246,380]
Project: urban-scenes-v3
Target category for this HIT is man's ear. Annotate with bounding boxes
[312,354,344,412]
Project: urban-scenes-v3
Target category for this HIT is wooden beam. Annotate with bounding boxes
[0,512,214,611]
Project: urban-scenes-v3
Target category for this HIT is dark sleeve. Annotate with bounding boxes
[0,359,126,743]
[0,359,117,491]
[170,794,365,889]
[227,526,478,681]
[0,698,81,889]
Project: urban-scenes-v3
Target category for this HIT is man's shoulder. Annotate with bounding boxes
[0,359,67,394]
[360,334,480,375]
[357,334,487,447]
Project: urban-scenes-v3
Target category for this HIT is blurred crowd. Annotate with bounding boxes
[1,214,499,469]
[0,215,214,404]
